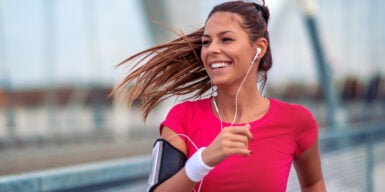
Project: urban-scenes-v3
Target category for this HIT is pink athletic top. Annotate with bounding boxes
[160,98,318,192]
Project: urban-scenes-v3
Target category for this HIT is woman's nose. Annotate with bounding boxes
[206,42,221,54]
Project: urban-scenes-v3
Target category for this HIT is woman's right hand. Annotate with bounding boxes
[202,124,253,166]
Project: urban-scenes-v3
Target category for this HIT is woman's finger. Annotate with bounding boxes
[225,124,253,140]
[221,134,249,147]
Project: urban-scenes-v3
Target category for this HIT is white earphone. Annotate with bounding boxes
[250,48,262,65]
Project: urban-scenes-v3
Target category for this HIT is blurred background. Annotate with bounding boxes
[0,0,384,191]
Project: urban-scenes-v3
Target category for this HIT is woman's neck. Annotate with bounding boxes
[213,87,267,124]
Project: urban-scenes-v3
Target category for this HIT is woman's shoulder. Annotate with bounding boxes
[269,98,314,117]
[170,97,211,112]
[269,98,318,135]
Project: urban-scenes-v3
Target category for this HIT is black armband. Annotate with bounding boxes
[147,138,187,192]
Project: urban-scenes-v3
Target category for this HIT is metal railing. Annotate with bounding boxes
[1,121,384,192]
[288,120,385,192]
[0,155,151,192]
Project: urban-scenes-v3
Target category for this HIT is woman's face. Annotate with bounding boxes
[201,12,257,87]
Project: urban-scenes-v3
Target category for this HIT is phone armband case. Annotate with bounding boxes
[147,138,187,192]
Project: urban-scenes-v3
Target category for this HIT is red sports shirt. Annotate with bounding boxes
[161,98,318,192]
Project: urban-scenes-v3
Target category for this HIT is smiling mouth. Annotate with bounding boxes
[210,62,230,69]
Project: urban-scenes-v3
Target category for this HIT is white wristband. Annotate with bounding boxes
[185,147,214,182]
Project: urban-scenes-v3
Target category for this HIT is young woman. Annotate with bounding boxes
[113,1,326,191]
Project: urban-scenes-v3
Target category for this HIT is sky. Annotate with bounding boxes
[0,0,290,89]
[1,0,383,90]
[0,0,152,89]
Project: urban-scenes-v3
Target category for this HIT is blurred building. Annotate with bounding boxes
[0,0,385,182]
[0,0,385,146]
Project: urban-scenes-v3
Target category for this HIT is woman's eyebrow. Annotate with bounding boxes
[202,31,235,38]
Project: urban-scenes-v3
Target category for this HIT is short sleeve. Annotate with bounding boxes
[159,102,189,142]
[293,105,318,158]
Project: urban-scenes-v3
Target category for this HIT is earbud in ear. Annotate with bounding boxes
[250,48,262,65]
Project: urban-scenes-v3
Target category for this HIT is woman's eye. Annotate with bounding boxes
[223,38,233,42]
[202,40,210,46]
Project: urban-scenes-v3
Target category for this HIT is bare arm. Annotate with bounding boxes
[294,138,326,192]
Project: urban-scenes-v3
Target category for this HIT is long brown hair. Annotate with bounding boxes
[112,0,272,121]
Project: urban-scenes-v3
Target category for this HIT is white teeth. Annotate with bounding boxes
[211,62,229,69]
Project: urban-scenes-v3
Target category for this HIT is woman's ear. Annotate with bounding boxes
[253,37,268,58]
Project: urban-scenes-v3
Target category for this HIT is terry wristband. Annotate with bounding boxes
[185,147,214,182]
